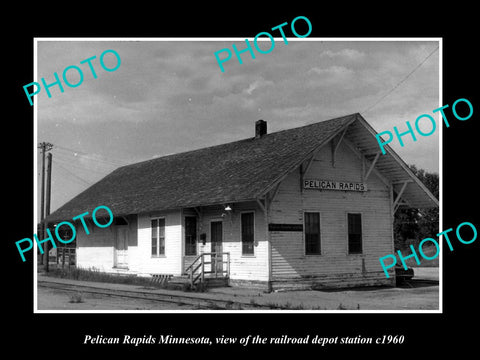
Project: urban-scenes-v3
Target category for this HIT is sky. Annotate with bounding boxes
[36,39,440,212]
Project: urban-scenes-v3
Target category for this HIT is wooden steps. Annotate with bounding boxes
[204,277,229,288]
[166,274,229,290]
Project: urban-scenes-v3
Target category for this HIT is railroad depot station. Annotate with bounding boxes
[45,113,438,291]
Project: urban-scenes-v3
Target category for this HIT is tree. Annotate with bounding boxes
[394,165,439,250]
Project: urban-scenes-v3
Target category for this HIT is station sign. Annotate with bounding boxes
[303,179,367,192]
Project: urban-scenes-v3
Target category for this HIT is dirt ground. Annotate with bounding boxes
[37,287,201,310]
[36,267,439,311]
[204,267,440,310]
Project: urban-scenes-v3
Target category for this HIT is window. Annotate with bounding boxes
[151,218,165,256]
[348,213,362,254]
[185,216,197,256]
[241,212,254,255]
[305,212,321,255]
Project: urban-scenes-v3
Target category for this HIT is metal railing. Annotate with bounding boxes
[56,247,76,269]
[184,252,230,288]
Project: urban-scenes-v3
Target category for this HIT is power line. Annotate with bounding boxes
[362,45,439,115]
[52,152,115,175]
[54,164,92,187]
[54,144,128,167]
[52,159,93,186]
[54,147,126,167]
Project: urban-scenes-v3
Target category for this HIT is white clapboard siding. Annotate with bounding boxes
[197,201,269,282]
[270,139,394,286]
[75,213,182,276]
[76,222,115,271]
[76,216,138,271]
[133,210,183,275]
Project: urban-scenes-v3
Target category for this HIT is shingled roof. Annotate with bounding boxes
[45,113,437,222]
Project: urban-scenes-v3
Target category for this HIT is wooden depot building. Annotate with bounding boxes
[45,114,438,290]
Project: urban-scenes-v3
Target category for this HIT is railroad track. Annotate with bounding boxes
[38,280,274,310]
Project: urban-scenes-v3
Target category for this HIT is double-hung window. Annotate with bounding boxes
[241,212,255,255]
[151,218,165,256]
[305,212,321,255]
[347,213,362,254]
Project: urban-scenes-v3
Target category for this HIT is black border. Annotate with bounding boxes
[7,5,479,355]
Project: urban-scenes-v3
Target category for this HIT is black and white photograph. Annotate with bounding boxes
[34,39,440,312]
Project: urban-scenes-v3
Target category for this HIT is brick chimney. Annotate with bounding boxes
[255,120,267,138]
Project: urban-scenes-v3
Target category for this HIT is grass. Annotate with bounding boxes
[68,292,84,303]
[224,301,244,310]
[43,268,363,311]
[248,296,360,310]
[277,302,326,310]
[42,267,210,293]
[44,267,169,289]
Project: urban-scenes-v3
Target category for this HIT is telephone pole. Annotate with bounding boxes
[38,142,53,270]
[46,152,53,217]
[45,152,53,272]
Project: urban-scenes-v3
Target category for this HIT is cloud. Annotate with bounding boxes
[243,78,275,95]
[305,65,355,89]
[308,65,354,77]
[320,48,366,60]
[244,80,261,95]
[36,40,440,212]
[271,104,319,119]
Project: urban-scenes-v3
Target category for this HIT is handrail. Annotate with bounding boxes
[184,252,230,289]
[195,252,230,256]
[184,253,203,274]
[192,262,202,273]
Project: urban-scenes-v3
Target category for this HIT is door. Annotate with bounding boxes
[185,216,197,256]
[114,226,128,268]
[210,221,223,275]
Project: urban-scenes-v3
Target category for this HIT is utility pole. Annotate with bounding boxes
[46,152,52,216]
[38,142,53,271]
[45,152,53,272]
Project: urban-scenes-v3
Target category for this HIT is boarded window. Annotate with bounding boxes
[241,212,254,255]
[151,218,165,256]
[348,213,362,254]
[305,212,321,255]
[185,216,197,256]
